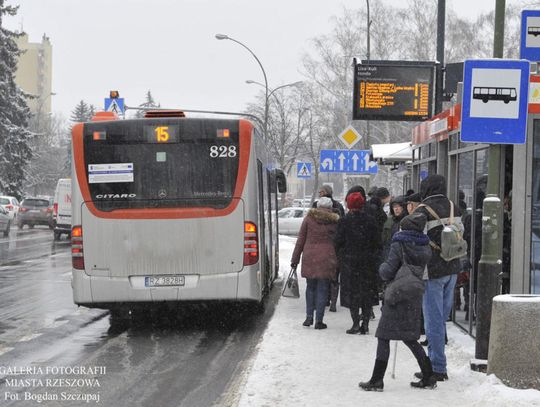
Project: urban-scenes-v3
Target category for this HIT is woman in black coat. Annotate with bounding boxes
[359,212,438,391]
[335,188,381,335]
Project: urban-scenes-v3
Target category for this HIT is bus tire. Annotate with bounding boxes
[110,308,131,322]
[53,231,61,241]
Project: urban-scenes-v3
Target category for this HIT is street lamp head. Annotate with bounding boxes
[215,34,229,40]
[245,80,256,84]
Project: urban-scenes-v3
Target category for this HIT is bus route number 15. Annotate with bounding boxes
[155,126,170,142]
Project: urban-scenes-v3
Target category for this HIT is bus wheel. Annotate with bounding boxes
[110,308,131,323]
[250,300,265,315]
[53,231,61,241]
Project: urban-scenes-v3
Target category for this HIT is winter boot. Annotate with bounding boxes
[346,311,361,334]
[359,318,369,335]
[314,321,327,330]
[302,317,313,327]
[359,359,388,391]
[410,356,437,389]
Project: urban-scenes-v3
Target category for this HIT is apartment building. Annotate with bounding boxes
[14,33,53,116]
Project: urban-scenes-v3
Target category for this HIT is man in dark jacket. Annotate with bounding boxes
[414,175,461,382]
[313,185,345,217]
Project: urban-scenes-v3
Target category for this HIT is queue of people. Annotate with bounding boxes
[290,175,462,392]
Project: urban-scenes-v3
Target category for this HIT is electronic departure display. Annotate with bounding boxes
[353,61,436,121]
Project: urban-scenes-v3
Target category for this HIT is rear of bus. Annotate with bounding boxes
[70,112,262,311]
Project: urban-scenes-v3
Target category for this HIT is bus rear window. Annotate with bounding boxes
[82,119,240,211]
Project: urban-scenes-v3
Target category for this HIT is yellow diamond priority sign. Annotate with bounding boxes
[338,125,362,149]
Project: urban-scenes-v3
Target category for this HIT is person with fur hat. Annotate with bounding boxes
[359,212,437,391]
[291,197,340,330]
[335,187,381,335]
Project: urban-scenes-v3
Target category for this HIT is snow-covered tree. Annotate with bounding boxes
[70,100,95,123]
[134,90,160,118]
[0,0,34,199]
[24,113,70,195]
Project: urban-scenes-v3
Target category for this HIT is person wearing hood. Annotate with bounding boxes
[382,196,409,256]
[291,197,340,330]
[335,187,381,335]
[413,175,462,382]
[364,189,387,234]
[359,212,437,391]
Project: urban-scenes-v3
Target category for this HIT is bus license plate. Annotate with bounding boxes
[145,276,185,287]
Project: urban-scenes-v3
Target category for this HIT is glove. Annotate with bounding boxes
[290,263,298,269]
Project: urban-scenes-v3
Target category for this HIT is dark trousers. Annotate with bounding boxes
[349,297,371,323]
[376,338,426,362]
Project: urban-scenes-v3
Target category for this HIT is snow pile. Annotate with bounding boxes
[238,236,540,407]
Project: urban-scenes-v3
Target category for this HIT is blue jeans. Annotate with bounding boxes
[306,278,330,322]
[423,274,457,374]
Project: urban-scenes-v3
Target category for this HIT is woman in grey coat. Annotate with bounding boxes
[359,212,437,391]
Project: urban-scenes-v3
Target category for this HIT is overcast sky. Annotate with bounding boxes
[6,0,515,118]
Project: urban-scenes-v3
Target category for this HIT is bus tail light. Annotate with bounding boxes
[71,225,84,270]
[243,222,259,266]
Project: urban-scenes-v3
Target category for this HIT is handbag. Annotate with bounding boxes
[384,245,425,306]
[282,267,300,298]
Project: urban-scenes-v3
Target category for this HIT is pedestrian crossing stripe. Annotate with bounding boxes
[107,99,121,114]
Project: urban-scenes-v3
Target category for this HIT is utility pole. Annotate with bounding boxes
[474,0,506,368]
[365,0,371,148]
[435,0,446,115]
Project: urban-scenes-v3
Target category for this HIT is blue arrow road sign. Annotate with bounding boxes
[461,59,530,144]
[104,98,125,115]
[319,150,378,174]
[297,162,312,179]
[520,10,540,61]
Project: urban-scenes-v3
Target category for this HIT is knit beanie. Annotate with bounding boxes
[400,212,427,232]
[407,192,422,203]
[317,196,333,209]
[375,187,390,199]
[346,192,365,210]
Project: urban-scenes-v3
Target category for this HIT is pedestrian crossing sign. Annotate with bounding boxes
[104,98,125,115]
[297,162,312,179]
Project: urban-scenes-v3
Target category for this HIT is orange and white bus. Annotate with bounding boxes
[70,110,286,316]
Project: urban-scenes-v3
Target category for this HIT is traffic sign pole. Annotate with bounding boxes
[474,0,506,371]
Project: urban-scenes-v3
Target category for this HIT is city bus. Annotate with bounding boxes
[70,110,286,316]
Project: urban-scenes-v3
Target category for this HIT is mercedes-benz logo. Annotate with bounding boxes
[158,189,167,199]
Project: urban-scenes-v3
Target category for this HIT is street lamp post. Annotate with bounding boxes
[215,34,269,138]
[245,80,303,105]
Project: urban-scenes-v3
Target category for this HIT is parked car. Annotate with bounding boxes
[53,179,71,240]
[0,195,20,220]
[37,195,55,229]
[278,207,309,235]
[0,205,11,237]
[17,197,51,229]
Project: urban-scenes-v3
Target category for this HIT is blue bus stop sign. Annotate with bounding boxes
[461,59,530,144]
[520,10,540,61]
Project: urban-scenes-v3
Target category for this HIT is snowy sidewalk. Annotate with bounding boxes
[237,236,540,407]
